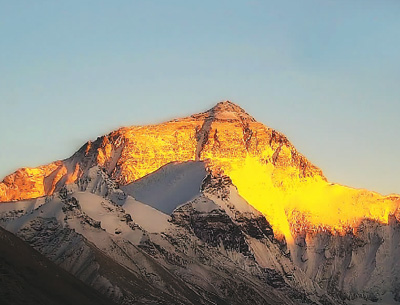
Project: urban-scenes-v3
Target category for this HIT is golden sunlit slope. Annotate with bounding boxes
[0,101,398,241]
[227,155,399,242]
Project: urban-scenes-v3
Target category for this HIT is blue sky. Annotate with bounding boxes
[1,0,399,194]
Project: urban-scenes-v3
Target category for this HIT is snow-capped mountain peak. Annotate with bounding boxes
[1,101,400,304]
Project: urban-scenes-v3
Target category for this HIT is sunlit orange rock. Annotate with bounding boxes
[0,162,61,202]
[1,101,398,242]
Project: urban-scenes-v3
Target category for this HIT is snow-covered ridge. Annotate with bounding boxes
[1,161,399,304]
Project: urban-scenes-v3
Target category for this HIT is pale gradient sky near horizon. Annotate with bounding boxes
[1,0,399,195]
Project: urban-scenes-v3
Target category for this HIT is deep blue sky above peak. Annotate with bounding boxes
[1,0,399,194]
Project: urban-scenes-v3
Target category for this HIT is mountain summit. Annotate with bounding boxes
[189,100,256,122]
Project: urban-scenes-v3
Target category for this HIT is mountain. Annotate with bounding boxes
[0,101,399,304]
[0,225,116,305]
